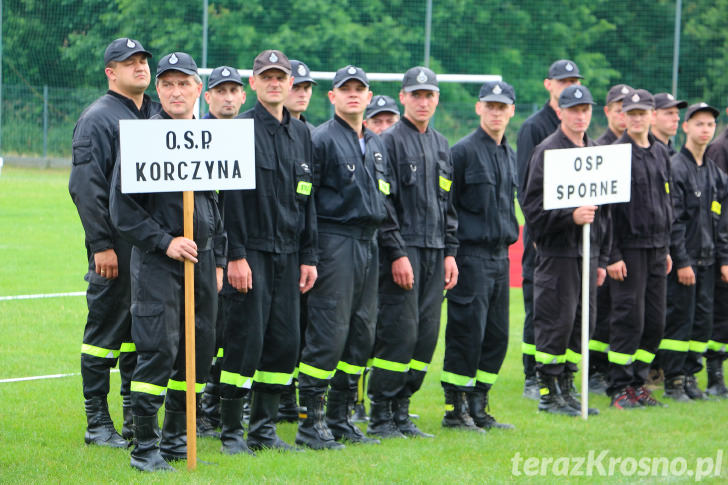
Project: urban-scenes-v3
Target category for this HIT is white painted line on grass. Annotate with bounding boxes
[0,291,85,301]
[0,369,118,384]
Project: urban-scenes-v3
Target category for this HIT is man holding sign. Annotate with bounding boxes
[110,52,225,472]
[522,85,609,416]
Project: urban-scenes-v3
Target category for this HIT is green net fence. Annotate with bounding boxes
[1,0,724,158]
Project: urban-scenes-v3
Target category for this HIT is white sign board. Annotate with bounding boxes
[119,119,255,193]
[543,143,632,210]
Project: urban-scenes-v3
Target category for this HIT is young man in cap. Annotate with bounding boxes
[589,83,632,394]
[110,51,224,471]
[522,85,608,416]
[367,66,458,439]
[661,103,728,401]
[516,59,583,399]
[217,50,317,454]
[295,65,394,449]
[365,95,400,135]
[197,64,246,438]
[441,80,518,430]
[652,93,688,156]
[69,37,159,448]
[607,89,673,409]
[284,59,317,133]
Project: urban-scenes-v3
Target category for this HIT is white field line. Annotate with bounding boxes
[0,369,118,384]
[0,291,85,301]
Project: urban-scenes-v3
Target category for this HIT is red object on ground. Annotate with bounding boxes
[509,225,524,288]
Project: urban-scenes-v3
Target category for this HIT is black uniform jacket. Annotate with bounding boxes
[109,111,226,267]
[379,117,458,262]
[596,128,619,146]
[451,127,518,249]
[69,91,160,258]
[516,101,560,201]
[609,132,673,263]
[707,128,728,174]
[224,102,318,267]
[669,146,728,268]
[522,128,611,266]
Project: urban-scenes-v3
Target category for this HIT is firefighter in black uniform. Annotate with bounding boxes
[516,60,583,399]
[589,83,632,395]
[606,89,673,409]
[366,95,400,135]
[661,103,728,401]
[705,107,728,398]
[197,65,246,438]
[522,85,608,416]
[217,50,318,454]
[441,80,518,430]
[652,93,687,157]
[110,52,224,472]
[296,65,395,449]
[367,66,458,439]
[69,37,159,448]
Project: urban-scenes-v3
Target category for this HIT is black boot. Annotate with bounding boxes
[159,410,187,461]
[247,390,297,451]
[122,394,134,441]
[295,392,345,450]
[588,371,609,395]
[663,376,692,402]
[130,414,174,472]
[367,400,407,438]
[441,390,485,431]
[558,371,598,415]
[84,396,128,448]
[684,374,707,400]
[523,375,540,400]
[392,397,433,438]
[537,373,580,416]
[197,388,221,437]
[467,389,514,430]
[277,383,300,423]
[219,397,255,455]
[706,357,728,397]
[325,390,379,444]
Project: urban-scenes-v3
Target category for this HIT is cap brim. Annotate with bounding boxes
[366,107,399,118]
[550,73,584,80]
[293,77,317,85]
[109,48,152,63]
[208,78,244,88]
[157,66,198,78]
[253,66,292,76]
[334,76,369,88]
[403,84,439,92]
[606,94,627,104]
[657,100,687,110]
[560,100,596,108]
[479,94,514,105]
[687,107,720,120]
[622,103,654,112]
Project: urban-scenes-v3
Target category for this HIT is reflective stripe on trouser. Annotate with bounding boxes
[708,273,728,357]
[219,250,300,398]
[442,250,509,392]
[81,237,134,399]
[299,232,378,395]
[129,247,217,416]
[607,247,666,396]
[521,226,537,378]
[589,282,611,374]
[204,296,227,393]
[533,255,597,377]
[369,247,443,401]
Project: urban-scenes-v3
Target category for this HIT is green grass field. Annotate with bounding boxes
[1,165,726,484]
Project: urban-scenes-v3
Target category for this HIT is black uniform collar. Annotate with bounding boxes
[106,90,150,116]
[556,126,589,147]
[254,101,291,136]
[401,115,430,134]
[333,113,368,137]
[156,109,197,120]
[543,101,560,124]
[679,145,701,166]
[476,126,508,148]
[617,131,657,151]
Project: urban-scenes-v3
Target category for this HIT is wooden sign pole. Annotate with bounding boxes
[183,190,197,470]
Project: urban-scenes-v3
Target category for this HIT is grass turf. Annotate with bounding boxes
[0,165,726,484]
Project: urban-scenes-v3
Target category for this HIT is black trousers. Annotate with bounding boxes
[368,247,444,401]
[442,247,509,392]
[81,238,137,399]
[607,247,667,395]
[533,255,597,377]
[659,264,714,378]
[521,226,537,378]
[129,248,216,416]
[298,231,378,395]
[589,283,611,375]
[220,250,300,398]
[708,275,728,358]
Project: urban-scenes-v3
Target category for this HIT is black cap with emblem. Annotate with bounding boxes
[104,38,151,65]
[478,80,515,104]
[621,89,655,112]
[290,60,317,85]
[253,50,291,76]
[558,85,595,108]
[654,92,688,110]
[685,102,719,121]
[548,59,583,80]
[402,66,439,92]
[208,66,243,89]
[366,95,399,118]
[606,84,633,104]
[332,65,369,88]
[156,52,198,78]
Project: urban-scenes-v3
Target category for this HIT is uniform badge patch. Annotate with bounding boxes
[126,39,136,48]
[297,64,307,76]
[621,86,630,94]
[632,93,640,102]
[667,94,675,100]
[169,53,179,65]
[700,102,708,107]
[492,84,502,94]
[222,68,231,77]
[565,62,574,72]
[347,66,357,75]
[377,98,386,106]
[574,89,583,99]
[416,69,428,83]
[269,52,279,63]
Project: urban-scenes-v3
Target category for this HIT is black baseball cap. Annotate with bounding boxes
[548,59,583,80]
[290,60,317,85]
[654,92,688,110]
[622,89,655,112]
[253,50,291,76]
[208,66,243,89]
[558,85,595,108]
[104,38,151,65]
[333,65,369,88]
[606,84,632,104]
[685,102,719,121]
[402,66,439,92]
[366,95,399,119]
[156,52,198,78]
[478,80,515,104]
